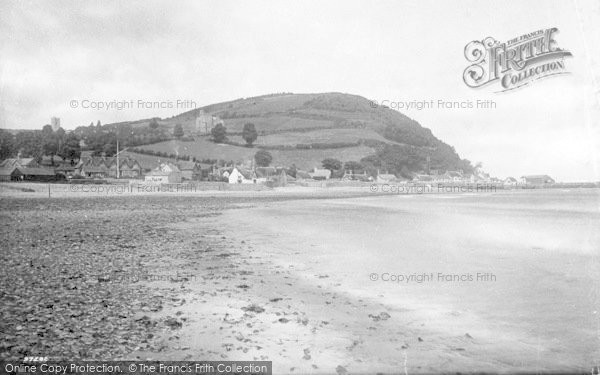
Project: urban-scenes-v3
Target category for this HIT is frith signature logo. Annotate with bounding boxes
[463,28,572,92]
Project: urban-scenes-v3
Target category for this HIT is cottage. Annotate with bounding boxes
[228,167,256,184]
[520,175,555,186]
[309,168,331,180]
[503,177,518,187]
[295,170,312,180]
[342,170,369,181]
[413,174,434,182]
[76,157,110,178]
[376,173,397,183]
[76,156,142,178]
[446,171,464,182]
[145,163,182,184]
[115,158,143,178]
[177,160,202,181]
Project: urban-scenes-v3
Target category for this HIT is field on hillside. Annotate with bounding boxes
[219,115,335,133]
[138,138,375,169]
[228,128,387,146]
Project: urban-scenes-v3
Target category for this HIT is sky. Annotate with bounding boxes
[1,0,599,181]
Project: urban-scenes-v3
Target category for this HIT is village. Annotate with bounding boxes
[0,151,560,190]
[0,116,565,191]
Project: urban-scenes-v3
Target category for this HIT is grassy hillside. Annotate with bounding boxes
[118,93,473,175]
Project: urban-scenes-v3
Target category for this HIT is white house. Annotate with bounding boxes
[376,173,397,183]
[309,168,331,180]
[144,163,182,183]
[503,177,518,187]
[228,167,256,184]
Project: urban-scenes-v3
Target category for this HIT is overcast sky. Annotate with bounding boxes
[1,0,599,181]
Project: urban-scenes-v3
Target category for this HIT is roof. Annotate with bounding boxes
[55,165,76,171]
[255,167,277,178]
[447,171,463,178]
[309,168,331,178]
[79,156,141,170]
[80,151,94,158]
[233,167,255,180]
[17,167,56,176]
[504,177,517,182]
[161,163,181,173]
[149,163,181,175]
[521,175,553,179]
[414,174,433,181]
[0,166,16,176]
[81,166,107,173]
[295,170,311,179]
[177,161,197,170]
[147,170,170,176]
[42,155,64,162]
[0,158,37,168]
[378,174,396,180]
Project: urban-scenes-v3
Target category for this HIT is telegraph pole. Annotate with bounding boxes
[116,138,120,178]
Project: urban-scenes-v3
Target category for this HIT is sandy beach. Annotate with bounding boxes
[1,188,599,373]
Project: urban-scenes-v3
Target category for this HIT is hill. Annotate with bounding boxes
[115,93,474,175]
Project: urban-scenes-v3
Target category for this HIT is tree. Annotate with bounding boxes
[254,150,273,167]
[211,123,227,143]
[0,129,15,159]
[242,123,258,146]
[400,166,412,179]
[60,133,81,165]
[15,131,43,159]
[322,158,342,174]
[343,161,363,173]
[96,120,102,127]
[173,123,184,138]
[149,118,159,130]
[42,124,54,135]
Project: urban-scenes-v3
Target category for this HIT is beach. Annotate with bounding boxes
[1,188,599,373]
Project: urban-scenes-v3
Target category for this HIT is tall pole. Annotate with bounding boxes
[116,138,120,179]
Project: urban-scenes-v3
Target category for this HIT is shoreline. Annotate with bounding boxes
[1,190,598,373]
[1,181,598,200]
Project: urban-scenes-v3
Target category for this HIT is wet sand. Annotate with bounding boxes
[147,189,600,373]
[1,189,599,373]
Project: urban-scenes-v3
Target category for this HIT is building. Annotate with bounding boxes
[76,156,142,178]
[413,174,434,182]
[145,163,182,184]
[0,166,58,182]
[520,175,555,186]
[445,171,464,182]
[342,170,369,181]
[114,158,143,178]
[376,173,397,183]
[309,168,331,180]
[177,160,202,181]
[51,117,61,131]
[295,170,312,180]
[54,164,77,179]
[228,167,256,184]
[40,155,64,167]
[195,110,224,135]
